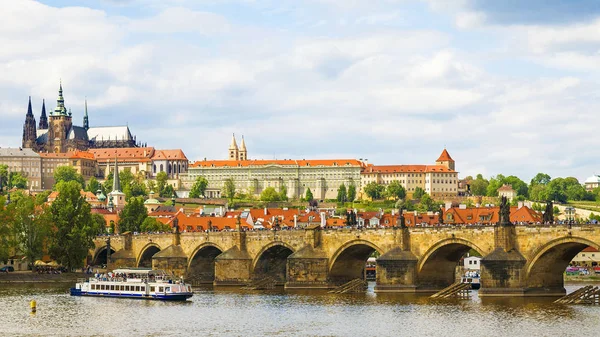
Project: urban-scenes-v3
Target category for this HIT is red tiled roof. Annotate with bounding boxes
[363,164,455,174]
[190,159,364,168]
[436,149,454,162]
[151,149,188,161]
[90,147,155,163]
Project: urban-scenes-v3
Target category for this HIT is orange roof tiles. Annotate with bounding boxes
[152,149,188,161]
[436,149,454,162]
[163,211,245,231]
[39,152,71,159]
[497,184,515,192]
[89,147,154,162]
[190,159,364,168]
[70,150,95,160]
[363,165,455,174]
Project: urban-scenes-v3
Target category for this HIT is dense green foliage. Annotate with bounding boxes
[140,217,171,233]
[347,184,356,202]
[337,184,347,202]
[364,182,385,200]
[48,181,102,270]
[305,188,314,201]
[260,187,281,202]
[118,197,148,233]
[413,187,425,199]
[54,166,85,189]
[189,176,208,198]
[222,178,236,202]
[386,181,406,200]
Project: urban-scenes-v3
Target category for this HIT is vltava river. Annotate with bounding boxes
[3,283,600,337]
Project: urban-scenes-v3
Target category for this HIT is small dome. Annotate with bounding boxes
[97,193,106,201]
[585,175,600,184]
[144,197,160,205]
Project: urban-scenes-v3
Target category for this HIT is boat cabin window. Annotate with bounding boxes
[150,286,155,292]
[120,286,124,291]
[111,285,115,291]
[125,286,130,291]
[159,287,163,292]
[141,286,145,292]
[166,287,171,292]
[136,286,140,292]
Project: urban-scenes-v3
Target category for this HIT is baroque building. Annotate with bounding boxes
[360,149,459,200]
[22,82,141,153]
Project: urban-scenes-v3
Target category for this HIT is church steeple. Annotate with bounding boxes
[239,135,247,161]
[107,157,126,210]
[229,133,239,161]
[22,96,37,149]
[53,80,67,116]
[83,98,89,130]
[38,99,48,130]
[112,157,121,193]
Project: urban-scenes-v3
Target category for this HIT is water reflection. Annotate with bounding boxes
[2,282,600,336]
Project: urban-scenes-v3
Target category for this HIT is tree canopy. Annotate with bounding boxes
[305,188,314,201]
[386,181,406,200]
[347,184,356,202]
[118,197,148,233]
[48,181,102,270]
[260,187,281,202]
[53,166,85,189]
[364,182,385,200]
[189,176,208,198]
[222,178,236,202]
[412,187,425,200]
[337,184,347,202]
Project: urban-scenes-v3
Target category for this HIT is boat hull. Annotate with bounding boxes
[70,288,192,301]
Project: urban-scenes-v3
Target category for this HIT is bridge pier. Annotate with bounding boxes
[214,246,253,286]
[374,248,418,293]
[478,248,527,297]
[285,245,330,289]
[152,244,188,278]
[108,233,136,271]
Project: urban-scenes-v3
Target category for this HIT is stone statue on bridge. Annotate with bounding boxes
[397,206,406,228]
[543,201,554,224]
[499,196,511,226]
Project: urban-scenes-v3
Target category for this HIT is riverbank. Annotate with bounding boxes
[0,271,88,283]
[565,274,600,282]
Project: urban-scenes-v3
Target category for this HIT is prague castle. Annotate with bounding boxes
[22,82,141,153]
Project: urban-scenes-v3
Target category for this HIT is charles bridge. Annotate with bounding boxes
[92,223,600,297]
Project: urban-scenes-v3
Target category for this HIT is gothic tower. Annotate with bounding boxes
[22,96,37,149]
[38,99,48,130]
[436,148,455,171]
[239,135,247,161]
[47,82,73,153]
[83,98,89,131]
[229,133,239,160]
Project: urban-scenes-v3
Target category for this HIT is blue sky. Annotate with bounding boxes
[2,0,600,182]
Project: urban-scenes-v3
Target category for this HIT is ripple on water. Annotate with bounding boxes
[2,283,600,337]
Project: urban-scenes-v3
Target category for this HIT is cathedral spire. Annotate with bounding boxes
[239,135,247,161]
[83,98,89,130]
[22,96,37,148]
[39,99,48,130]
[54,80,67,116]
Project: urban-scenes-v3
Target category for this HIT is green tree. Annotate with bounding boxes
[92,213,107,234]
[189,176,208,198]
[364,182,385,200]
[503,176,528,197]
[529,184,549,201]
[48,181,101,270]
[140,217,170,233]
[385,181,406,200]
[0,164,7,192]
[222,178,236,202]
[305,188,314,201]
[0,195,15,263]
[103,170,114,192]
[156,171,168,197]
[118,197,148,233]
[337,184,347,202]
[10,172,28,189]
[347,184,356,202]
[279,184,288,201]
[86,177,100,193]
[53,166,85,189]
[412,186,425,200]
[530,173,551,186]
[12,196,51,268]
[260,187,281,202]
[470,174,489,196]
[486,174,505,197]
[416,194,437,212]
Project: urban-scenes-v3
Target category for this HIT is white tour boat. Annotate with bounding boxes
[70,268,193,301]
[461,270,481,290]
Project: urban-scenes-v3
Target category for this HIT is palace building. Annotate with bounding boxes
[22,82,142,154]
[360,149,459,199]
[183,135,363,199]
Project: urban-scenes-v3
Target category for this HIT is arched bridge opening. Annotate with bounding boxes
[254,244,294,284]
[526,238,600,295]
[187,245,223,284]
[417,240,482,291]
[92,246,115,267]
[138,245,161,268]
[329,241,380,286]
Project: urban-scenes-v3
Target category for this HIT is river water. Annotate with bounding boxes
[2,283,600,337]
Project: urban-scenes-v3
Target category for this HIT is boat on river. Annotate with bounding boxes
[461,271,480,290]
[70,268,193,301]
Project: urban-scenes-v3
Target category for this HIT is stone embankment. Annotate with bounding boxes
[0,271,88,283]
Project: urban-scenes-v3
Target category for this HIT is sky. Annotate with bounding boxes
[1,0,600,183]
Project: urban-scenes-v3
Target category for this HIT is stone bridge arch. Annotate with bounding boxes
[328,239,382,285]
[525,236,600,295]
[91,245,115,266]
[187,242,225,284]
[252,242,295,283]
[137,243,162,268]
[417,238,484,290]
